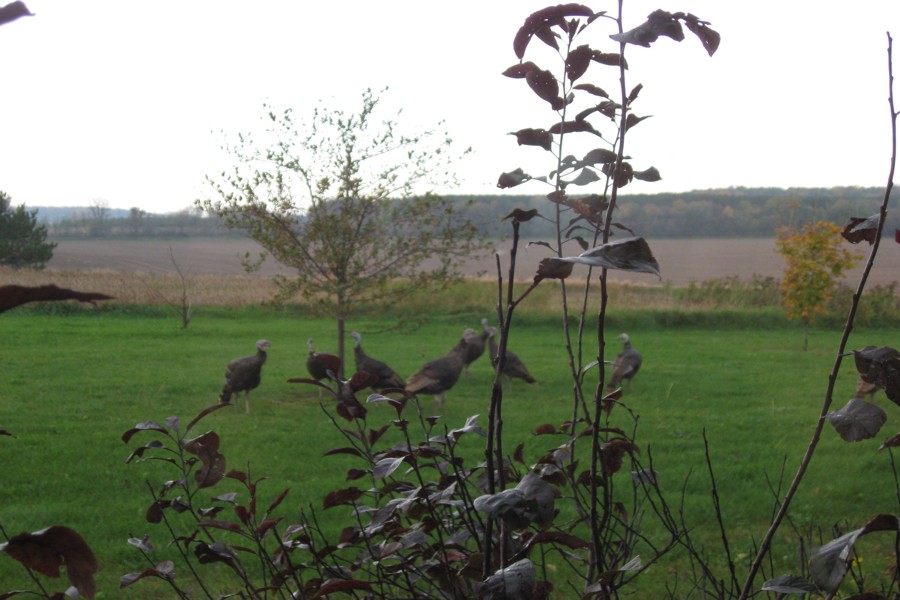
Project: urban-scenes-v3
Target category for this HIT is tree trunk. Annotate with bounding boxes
[803,321,809,352]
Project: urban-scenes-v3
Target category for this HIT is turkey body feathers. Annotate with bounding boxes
[220,339,270,414]
[350,332,404,390]
[406,329,472,412]
[488,329,537,384]
[608,333,642,390]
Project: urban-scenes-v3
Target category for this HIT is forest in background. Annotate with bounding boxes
[38,186,896,240]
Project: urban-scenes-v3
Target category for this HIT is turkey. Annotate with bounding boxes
[488,327,537,386]
[306,338,342,395]
[350,331,404,391]
[406,328,472,413]
[463,318,491,377]
[606,333,642,392]
[219,339,271,414]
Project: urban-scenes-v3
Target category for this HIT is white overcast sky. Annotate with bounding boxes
[1,1,898,214]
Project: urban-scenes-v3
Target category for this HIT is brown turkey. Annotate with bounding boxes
[220,339,271,414]
[463,318,491,377]
[606,333,642,392]
[406,328,472,413]
[350,331,404,391]
[488,327,537,386]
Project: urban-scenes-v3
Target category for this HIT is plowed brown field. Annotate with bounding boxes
[42,237,900,287]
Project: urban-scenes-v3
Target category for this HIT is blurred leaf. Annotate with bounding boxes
[312,579,373,598]
[121,421,169,444]
[0,284,113,314]
[372,456,406,479]
[826,398,887,442]
[120,560,174,588]
[880,433,900,450]
[610,10,684,47]
[633,166,662,182]
[0,526,98,599]
[761,574,818,594]
[557,237,661,278]
[497,168,532,189]
[481,558,536,600]
[503,208,540,223]
[842,214,880,244]
[627,83,643,103]
[185,402,230,434]
[0,1,32,27]
[810,514,900,593]
[510,128,553,151]
[567,168,601,186]
[683,13,721,56]
[534,258,575,283]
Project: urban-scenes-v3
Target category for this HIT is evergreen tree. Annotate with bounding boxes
[0,190,57,269]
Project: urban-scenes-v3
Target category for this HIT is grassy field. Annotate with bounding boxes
[1,299,898,597]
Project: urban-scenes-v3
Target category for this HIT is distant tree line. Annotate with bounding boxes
[457,186,897,239]
[41,186,895,240]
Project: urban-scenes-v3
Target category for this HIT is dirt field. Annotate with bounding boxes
[42,237,900,287]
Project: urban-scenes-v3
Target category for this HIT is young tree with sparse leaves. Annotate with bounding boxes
[0,190,56,270]
[198,88,486,368]
[776,220,860,350]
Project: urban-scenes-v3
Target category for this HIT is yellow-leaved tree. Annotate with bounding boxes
[776,220,860,350]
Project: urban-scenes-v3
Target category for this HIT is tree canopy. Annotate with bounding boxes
[198,89,487,366]
[0,190,57,270]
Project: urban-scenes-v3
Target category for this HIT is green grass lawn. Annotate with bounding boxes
[1,306,898,597]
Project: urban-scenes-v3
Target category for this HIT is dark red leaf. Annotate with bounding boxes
[842,214,880,244]
[322,487,365,509]
[513,442,526,465]
[633,166,662,182]
[0,284,113,314]
[625,113,651,131]
[0,526,97,599]
[528,530,590,549]
[534,258,575,283]
[525,68,564,110]
[880,434,900,450]
[312,578,373,598]
[549,120,599,135]
[573,83,610,98]
[581,148,618,165]
[501,61,538,79]
[826,398,887,442]
[503,208,540,223]
[683,13,721,56]
[0,1,33,27]
[120,561,175,588]
[510,128,553,151]
[591,51,626,67]
[324,446,362,457]
[185,402,231,433]
[514,4,594,59]
[121,421,169,444]
[497,168,532,189]
[565,44,593,81]
[610,10,684,47]
[533,423,558,435]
